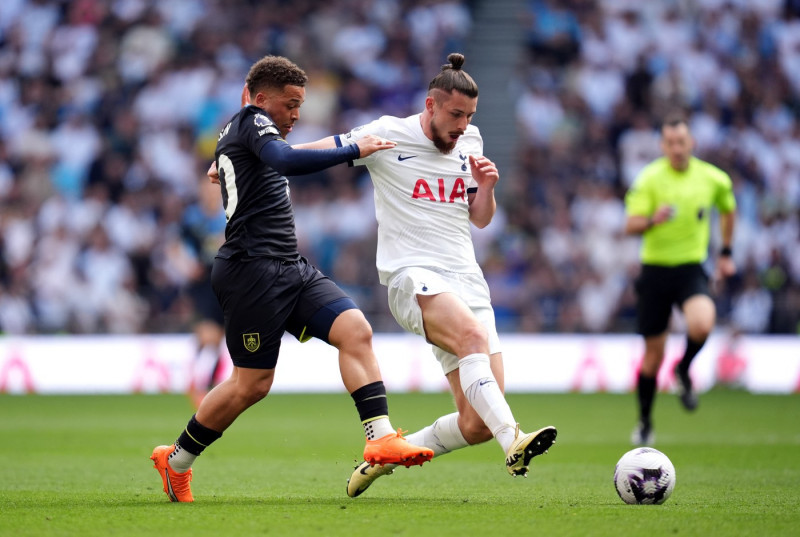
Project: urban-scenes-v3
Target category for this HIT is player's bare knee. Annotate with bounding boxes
[244,389,268,406]
[352,317,374,345]
[244,382,271,405]
[344,322,373,353]
[329,310,373,349]
[455,323,489,355]
[688,320,713,342]
[236,371,274,405]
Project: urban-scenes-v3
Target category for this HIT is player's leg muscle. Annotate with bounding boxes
[417,292,489,357]
[328,308,382,393]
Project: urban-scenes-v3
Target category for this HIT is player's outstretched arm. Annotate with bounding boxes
[293,135,395,157]
[354,135,396,157]
[293,136,336,150]
[260,135,394,176]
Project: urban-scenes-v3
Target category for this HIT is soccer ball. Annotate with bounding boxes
[614,447,676,505]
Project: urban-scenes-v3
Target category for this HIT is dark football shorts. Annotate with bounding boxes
[210,255,357,369]
[634,263,710,337]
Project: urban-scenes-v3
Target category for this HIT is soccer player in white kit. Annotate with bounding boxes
[303,53,557,497]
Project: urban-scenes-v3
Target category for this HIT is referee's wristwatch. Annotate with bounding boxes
[720,246,732,257]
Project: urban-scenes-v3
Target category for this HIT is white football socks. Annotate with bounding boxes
[458,353,517,452]
[379,412,469,471]
[168,443,196,473]
[406,412,469,456]
[363,416,394,440]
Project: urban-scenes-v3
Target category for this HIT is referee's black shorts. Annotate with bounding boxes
[210,255,357,369]
[634,263,710,337]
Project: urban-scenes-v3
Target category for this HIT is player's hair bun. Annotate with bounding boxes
[444,53,465,71]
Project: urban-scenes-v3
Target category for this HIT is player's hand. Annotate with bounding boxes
[716,255,736,280]
[208,161,220,184]
[355,135,396,157]
[652,204,675,225]
[468,155,499,189]
[711,255,736,295]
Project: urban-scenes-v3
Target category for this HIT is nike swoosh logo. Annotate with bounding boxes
[359,465,370,476]
[397,154,417,161]
[479,379,494,386]
[165,472,177,502]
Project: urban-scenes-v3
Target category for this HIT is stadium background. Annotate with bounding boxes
[0,0,798,393]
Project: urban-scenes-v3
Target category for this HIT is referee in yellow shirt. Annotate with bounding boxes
[624,113,737,446]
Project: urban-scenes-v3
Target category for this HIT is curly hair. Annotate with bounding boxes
[427,52,478,99]
[245,56,308,95]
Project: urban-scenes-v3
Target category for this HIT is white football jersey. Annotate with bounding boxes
[337,114,483,284]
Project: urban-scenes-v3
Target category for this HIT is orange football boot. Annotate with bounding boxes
[363,429,434,468]
[151,445,194,502]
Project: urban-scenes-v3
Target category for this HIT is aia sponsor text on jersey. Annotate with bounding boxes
[411,177,467,203]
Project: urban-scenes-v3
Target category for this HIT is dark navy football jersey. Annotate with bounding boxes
[214,105,300,261]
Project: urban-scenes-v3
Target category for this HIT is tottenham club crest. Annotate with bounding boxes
[243,333,261,353]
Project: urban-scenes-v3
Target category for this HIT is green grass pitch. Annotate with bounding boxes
[1,389,798,537]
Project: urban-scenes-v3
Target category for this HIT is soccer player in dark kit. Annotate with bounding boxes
[150,55,432,502]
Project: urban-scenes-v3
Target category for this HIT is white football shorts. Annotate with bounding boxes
[386,266,501,374]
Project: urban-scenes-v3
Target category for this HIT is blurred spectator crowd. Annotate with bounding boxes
[0,0,797,336]
[507,0,800,335]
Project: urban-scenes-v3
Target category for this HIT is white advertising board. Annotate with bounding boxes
[0,333,798,394]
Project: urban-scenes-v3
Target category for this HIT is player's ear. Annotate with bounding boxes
[253,92,268,109]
